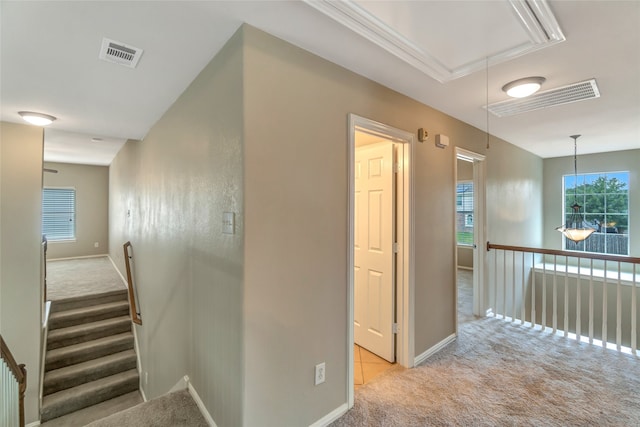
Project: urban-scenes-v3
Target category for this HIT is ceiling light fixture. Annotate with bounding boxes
[502,76,546,98]
[555,135,595,243]
[18,111,57,126]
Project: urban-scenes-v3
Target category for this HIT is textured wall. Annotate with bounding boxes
[242,25,543,425]
[0,121,43,424]
[109,23,545,426]
[44,162,109,259]
[108,31,244,426]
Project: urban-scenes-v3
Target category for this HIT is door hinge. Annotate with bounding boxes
[393,163,400,173]
[393,242,399,253]
[392,323,399,334]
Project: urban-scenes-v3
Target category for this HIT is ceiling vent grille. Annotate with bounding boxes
[99,38,143,68]
[487,79,600,117]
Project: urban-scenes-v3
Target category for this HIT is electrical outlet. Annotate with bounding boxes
[144,372,148,385]
[94,242,99,248]
[315,362,325,385]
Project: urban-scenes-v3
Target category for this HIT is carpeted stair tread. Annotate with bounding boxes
[47,316,132,349]
[41,369,139,422]
[51,289,128,313]
[49,300,130,330]
[44,350,137,396]
[45,332,134,371]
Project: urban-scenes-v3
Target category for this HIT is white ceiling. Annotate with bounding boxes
[1,0,639,164]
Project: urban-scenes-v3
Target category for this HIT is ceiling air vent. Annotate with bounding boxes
[99,38,143,68]
[487,79,600,117]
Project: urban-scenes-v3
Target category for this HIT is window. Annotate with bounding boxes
[562,172,629,255]
[456,182,473,245]
[42,188,76,241]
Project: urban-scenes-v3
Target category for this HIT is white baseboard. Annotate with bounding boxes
[457,266,473,271]
[26,421,41,427]
[170,375,189,393]
[414,333,456,366]
[185,376,217,427]
[309,403,349,427]
[48,253,110,261]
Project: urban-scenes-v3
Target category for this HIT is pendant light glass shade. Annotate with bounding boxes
[556,135,595,243]
[556,202,595,242]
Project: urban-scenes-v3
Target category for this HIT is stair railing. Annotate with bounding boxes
[487,242,640,354]
[123,241,142,325]
[1,334,27,427]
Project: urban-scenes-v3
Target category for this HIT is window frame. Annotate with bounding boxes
[42,187,77,242]
[561,171,629,256]
[456,180,474,246]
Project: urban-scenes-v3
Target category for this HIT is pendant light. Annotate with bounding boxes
[555,135,595,243]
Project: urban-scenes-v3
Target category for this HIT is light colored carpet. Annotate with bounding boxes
[331,315,640,426]
[85,390,208,427]
[47,257,126,301]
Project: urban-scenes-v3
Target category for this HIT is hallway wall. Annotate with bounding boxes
[108,24,543,426]
[109,30,244,426]
[0,121,44,423]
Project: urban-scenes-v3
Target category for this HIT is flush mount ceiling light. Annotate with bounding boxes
[502,76,546,98]
[18,111,57,126]
[555,135,595,243]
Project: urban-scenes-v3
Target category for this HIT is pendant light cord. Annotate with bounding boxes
[486,57,490,149]
[571,134,580,203]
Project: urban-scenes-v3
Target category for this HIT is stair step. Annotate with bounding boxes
[45,333,134,372]
[44,350,137,396]
[51,289,128,313]
[47,316,132,350]
[41,369,139,422]
[49,300,130,330]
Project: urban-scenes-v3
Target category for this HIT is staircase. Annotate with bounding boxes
[42,289,139,422]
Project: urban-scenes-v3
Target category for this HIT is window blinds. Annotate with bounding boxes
[42,188,75,240]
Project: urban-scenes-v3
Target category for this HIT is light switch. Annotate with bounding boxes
[223,212,235,235]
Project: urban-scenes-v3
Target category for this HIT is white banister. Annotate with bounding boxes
[617,262,622,351]
[564,257,569,338]
[589,259,594,344]
[632,264,637,355]
[486,243,640,357]
[603,261,608,348]
[576,263,581,340]
[521,252,525,325]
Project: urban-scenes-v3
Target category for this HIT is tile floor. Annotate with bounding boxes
[353,344,394,388]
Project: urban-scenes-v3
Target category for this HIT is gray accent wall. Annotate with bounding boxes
[0,121,44,424]
[108,25,544,426]
[543,149,639,256]
[44,162,109,259]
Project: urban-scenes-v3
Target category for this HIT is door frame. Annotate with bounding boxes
[348,114,415,408]
[454,148,487,327]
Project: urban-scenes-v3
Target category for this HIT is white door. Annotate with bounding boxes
[354,141,395,362]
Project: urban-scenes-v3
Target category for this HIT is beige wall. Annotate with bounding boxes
[44,162,109,259]
[543,149,640,256]
[0,121,43,424]
[109,30,244,426]
[242,26,543,425]
[109,24,543,426]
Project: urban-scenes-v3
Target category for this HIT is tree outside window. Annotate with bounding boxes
[562,172,629,255]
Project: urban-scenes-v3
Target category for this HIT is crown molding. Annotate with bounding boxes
[303,0,565,83]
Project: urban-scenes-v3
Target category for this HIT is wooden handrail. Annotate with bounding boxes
[123,242,142,325]
[1,334,27,427]
[487,242,640,264]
